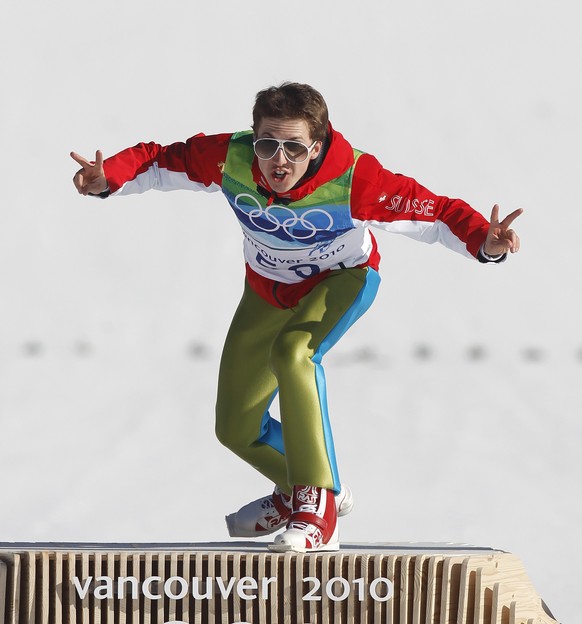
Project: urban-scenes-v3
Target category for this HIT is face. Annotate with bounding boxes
[254,117,322,194]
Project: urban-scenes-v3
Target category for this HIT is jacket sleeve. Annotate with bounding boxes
[351,153,492,260]
[101,132,232,196]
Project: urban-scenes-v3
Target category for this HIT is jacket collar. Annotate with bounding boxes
[252,123,354,204]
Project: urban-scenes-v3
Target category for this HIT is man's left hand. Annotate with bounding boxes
[484,204,523,256]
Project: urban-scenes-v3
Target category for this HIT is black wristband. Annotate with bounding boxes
[88,189,111,199]
[477,248,507,264]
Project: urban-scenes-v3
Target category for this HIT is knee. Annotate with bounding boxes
[215,403,259,454]
[215,407,239,451]
[270,331,310,375]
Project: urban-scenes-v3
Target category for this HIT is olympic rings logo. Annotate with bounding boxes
[234,193,334,240]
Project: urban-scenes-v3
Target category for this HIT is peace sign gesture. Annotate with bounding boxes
[70,150,108,196]
[483,204,523,257]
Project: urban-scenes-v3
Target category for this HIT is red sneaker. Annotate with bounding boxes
[269,485,339,553]
[226,486,292,537]
[226,484,353,539]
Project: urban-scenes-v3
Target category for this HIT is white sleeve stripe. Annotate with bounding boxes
[112,163,221,196]
[354,218,474,259]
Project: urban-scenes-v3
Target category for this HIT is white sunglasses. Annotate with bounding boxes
[253,138,318,164]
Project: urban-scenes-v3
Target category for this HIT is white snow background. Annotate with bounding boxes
[0,1,580,621]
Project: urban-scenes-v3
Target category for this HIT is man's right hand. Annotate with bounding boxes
[70,150,108,195]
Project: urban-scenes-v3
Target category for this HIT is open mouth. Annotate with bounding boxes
[272,168,289,183]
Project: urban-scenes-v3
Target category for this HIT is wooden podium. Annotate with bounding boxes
[0,542,558,624]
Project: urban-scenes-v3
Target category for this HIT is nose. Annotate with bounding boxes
[272,145,288,165]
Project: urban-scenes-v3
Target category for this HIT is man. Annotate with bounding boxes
[71,82,522,553]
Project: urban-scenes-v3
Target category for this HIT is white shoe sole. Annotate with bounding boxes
[268,524,340,553]
[268,539,340,553]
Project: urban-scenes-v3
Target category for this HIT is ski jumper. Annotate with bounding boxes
[100,125,492,494]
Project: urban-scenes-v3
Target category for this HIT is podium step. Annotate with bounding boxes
[0,542,558,624]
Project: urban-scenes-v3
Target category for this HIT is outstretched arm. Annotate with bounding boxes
[71,134,231,198]
[70,150,109,196]
[351,154,523,262]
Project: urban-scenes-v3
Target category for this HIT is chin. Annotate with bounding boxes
[272,181,295,194]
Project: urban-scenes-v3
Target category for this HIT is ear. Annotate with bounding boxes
[310,141,323,160]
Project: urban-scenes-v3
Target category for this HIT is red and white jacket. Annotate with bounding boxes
[101,125,493,308]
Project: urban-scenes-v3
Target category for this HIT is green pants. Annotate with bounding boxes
[215,267,380,495]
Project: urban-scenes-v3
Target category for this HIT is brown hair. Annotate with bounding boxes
[252,82,329,142]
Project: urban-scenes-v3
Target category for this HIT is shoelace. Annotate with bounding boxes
[297,504,317,514]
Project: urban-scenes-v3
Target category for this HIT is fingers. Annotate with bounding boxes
[94,150,104,171]
[490,204,524,229]
[71,151,89,194]
[70,151,91,169]
[505,229,520,253]
[489,203,499,224]
[72,171,85,194]
[494,226,520,254]
[71,149,107,195]
[71,150,104,169]
[484,204,523,256]
[500,207,524,229]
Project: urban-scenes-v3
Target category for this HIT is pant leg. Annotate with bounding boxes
[216,268,380,495]
[215,281,293,491]
[270,267,380,493]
